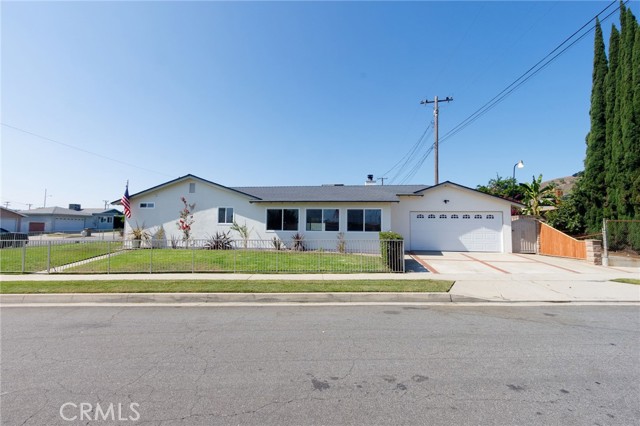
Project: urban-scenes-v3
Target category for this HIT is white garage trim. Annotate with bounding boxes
[410,211,503,252]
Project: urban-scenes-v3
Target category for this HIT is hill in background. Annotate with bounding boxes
[542,173,581,197]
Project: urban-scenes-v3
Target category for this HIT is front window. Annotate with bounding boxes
[267,209,299,231]
[306,209,340,231]
[347,209,381,232]
[218,207,234,224]
[140,202,155,209]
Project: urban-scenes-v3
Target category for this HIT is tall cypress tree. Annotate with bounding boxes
[603,25,621,221]
[632,17,640,218]
[618,3,638,219]
[582,18,608,232]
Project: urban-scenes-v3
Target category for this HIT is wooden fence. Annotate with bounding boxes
[538,222,587,260]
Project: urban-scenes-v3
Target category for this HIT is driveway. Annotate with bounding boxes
[408,252,640,302]
[408,251,638,275]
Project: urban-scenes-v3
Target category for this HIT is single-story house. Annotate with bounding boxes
[0,207,26,232]
[113,174,523,253]
[17,206,123,233]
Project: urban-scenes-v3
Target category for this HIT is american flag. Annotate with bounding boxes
[122,184,131,219]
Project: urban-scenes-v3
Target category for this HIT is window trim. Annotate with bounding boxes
[266,208,299,231]
[217,207,234,224]
[189,183,196,194]
[347,208,382,232]
[306,208,340,232]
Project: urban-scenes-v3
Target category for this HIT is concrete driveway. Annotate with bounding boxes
[408,251,636,275]
[408,251,640,302]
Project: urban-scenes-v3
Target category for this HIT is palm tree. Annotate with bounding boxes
[519,175,557,217]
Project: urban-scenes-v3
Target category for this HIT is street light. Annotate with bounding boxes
[512,160,524,180]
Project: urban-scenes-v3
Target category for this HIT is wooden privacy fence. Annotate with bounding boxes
[538,222,587,260]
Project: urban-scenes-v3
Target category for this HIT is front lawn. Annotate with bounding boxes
[0,241,123,273]
[0,279,454,294]
[64,248,389,273]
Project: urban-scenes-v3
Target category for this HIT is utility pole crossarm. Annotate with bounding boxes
[420,96,453,185]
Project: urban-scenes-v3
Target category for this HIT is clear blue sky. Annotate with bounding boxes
[2,1,636,210]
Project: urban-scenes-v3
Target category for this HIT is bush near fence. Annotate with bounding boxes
[0,238,404,274]
[605,220,640,253]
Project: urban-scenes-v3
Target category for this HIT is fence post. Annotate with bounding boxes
[192,243,195,273]
[107,241,111,274]
[47,241,51,273]
[21,243,26,273]
[149,243,153,273]
[602,218,609,266]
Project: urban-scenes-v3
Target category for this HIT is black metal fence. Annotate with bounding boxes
[0,238,405,274]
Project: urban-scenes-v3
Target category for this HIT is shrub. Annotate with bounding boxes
[336,232,346,253]
[231,221,252,249]
[379,231,404,272]
[271,237,283,251]
[204,231,233,250]
[291,232,306,251]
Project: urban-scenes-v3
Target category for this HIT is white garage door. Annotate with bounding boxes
[410,211,503,252]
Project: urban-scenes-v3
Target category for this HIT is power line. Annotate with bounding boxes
[385,0,622,184]
[1,123,173,178]
[389,124,434,184]
[438,0,621,145]
[383,121,433,178]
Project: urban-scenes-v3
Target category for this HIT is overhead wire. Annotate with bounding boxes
[387,0,621,184]
[1,123,173,178]
[383,121,433,180]
[438,0,622,145]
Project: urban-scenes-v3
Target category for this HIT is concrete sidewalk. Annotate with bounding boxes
[1,267,638,303]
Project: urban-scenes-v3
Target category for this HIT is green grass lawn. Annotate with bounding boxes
[0,279,454,294]
[0,241,123,273]
[611,278,640,285]
[63,248,389,273]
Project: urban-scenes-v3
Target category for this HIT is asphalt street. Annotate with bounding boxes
[1,305,639,425]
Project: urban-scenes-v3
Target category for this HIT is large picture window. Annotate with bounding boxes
[218,207,234,224]
[306,209,340,231]
[267,209,299,231]
[347,209,381,232]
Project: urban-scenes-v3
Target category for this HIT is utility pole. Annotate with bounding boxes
[420,96,453,185]
[377,177,388,186]
[3,201,10,209]
[103,200,109,210]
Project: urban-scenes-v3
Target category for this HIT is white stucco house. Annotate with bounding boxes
[113,174,522,253]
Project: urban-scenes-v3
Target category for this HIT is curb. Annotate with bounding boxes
[0,292,484,304]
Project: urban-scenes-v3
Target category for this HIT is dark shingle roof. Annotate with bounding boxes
[233,185,429,203]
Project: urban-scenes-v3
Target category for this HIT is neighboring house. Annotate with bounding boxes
[112,174,523,253]
[18,205,122,233]
[0,207,26,232]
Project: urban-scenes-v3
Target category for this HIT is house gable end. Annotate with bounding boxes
[111,174,261,205]
[411,181,524,207]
